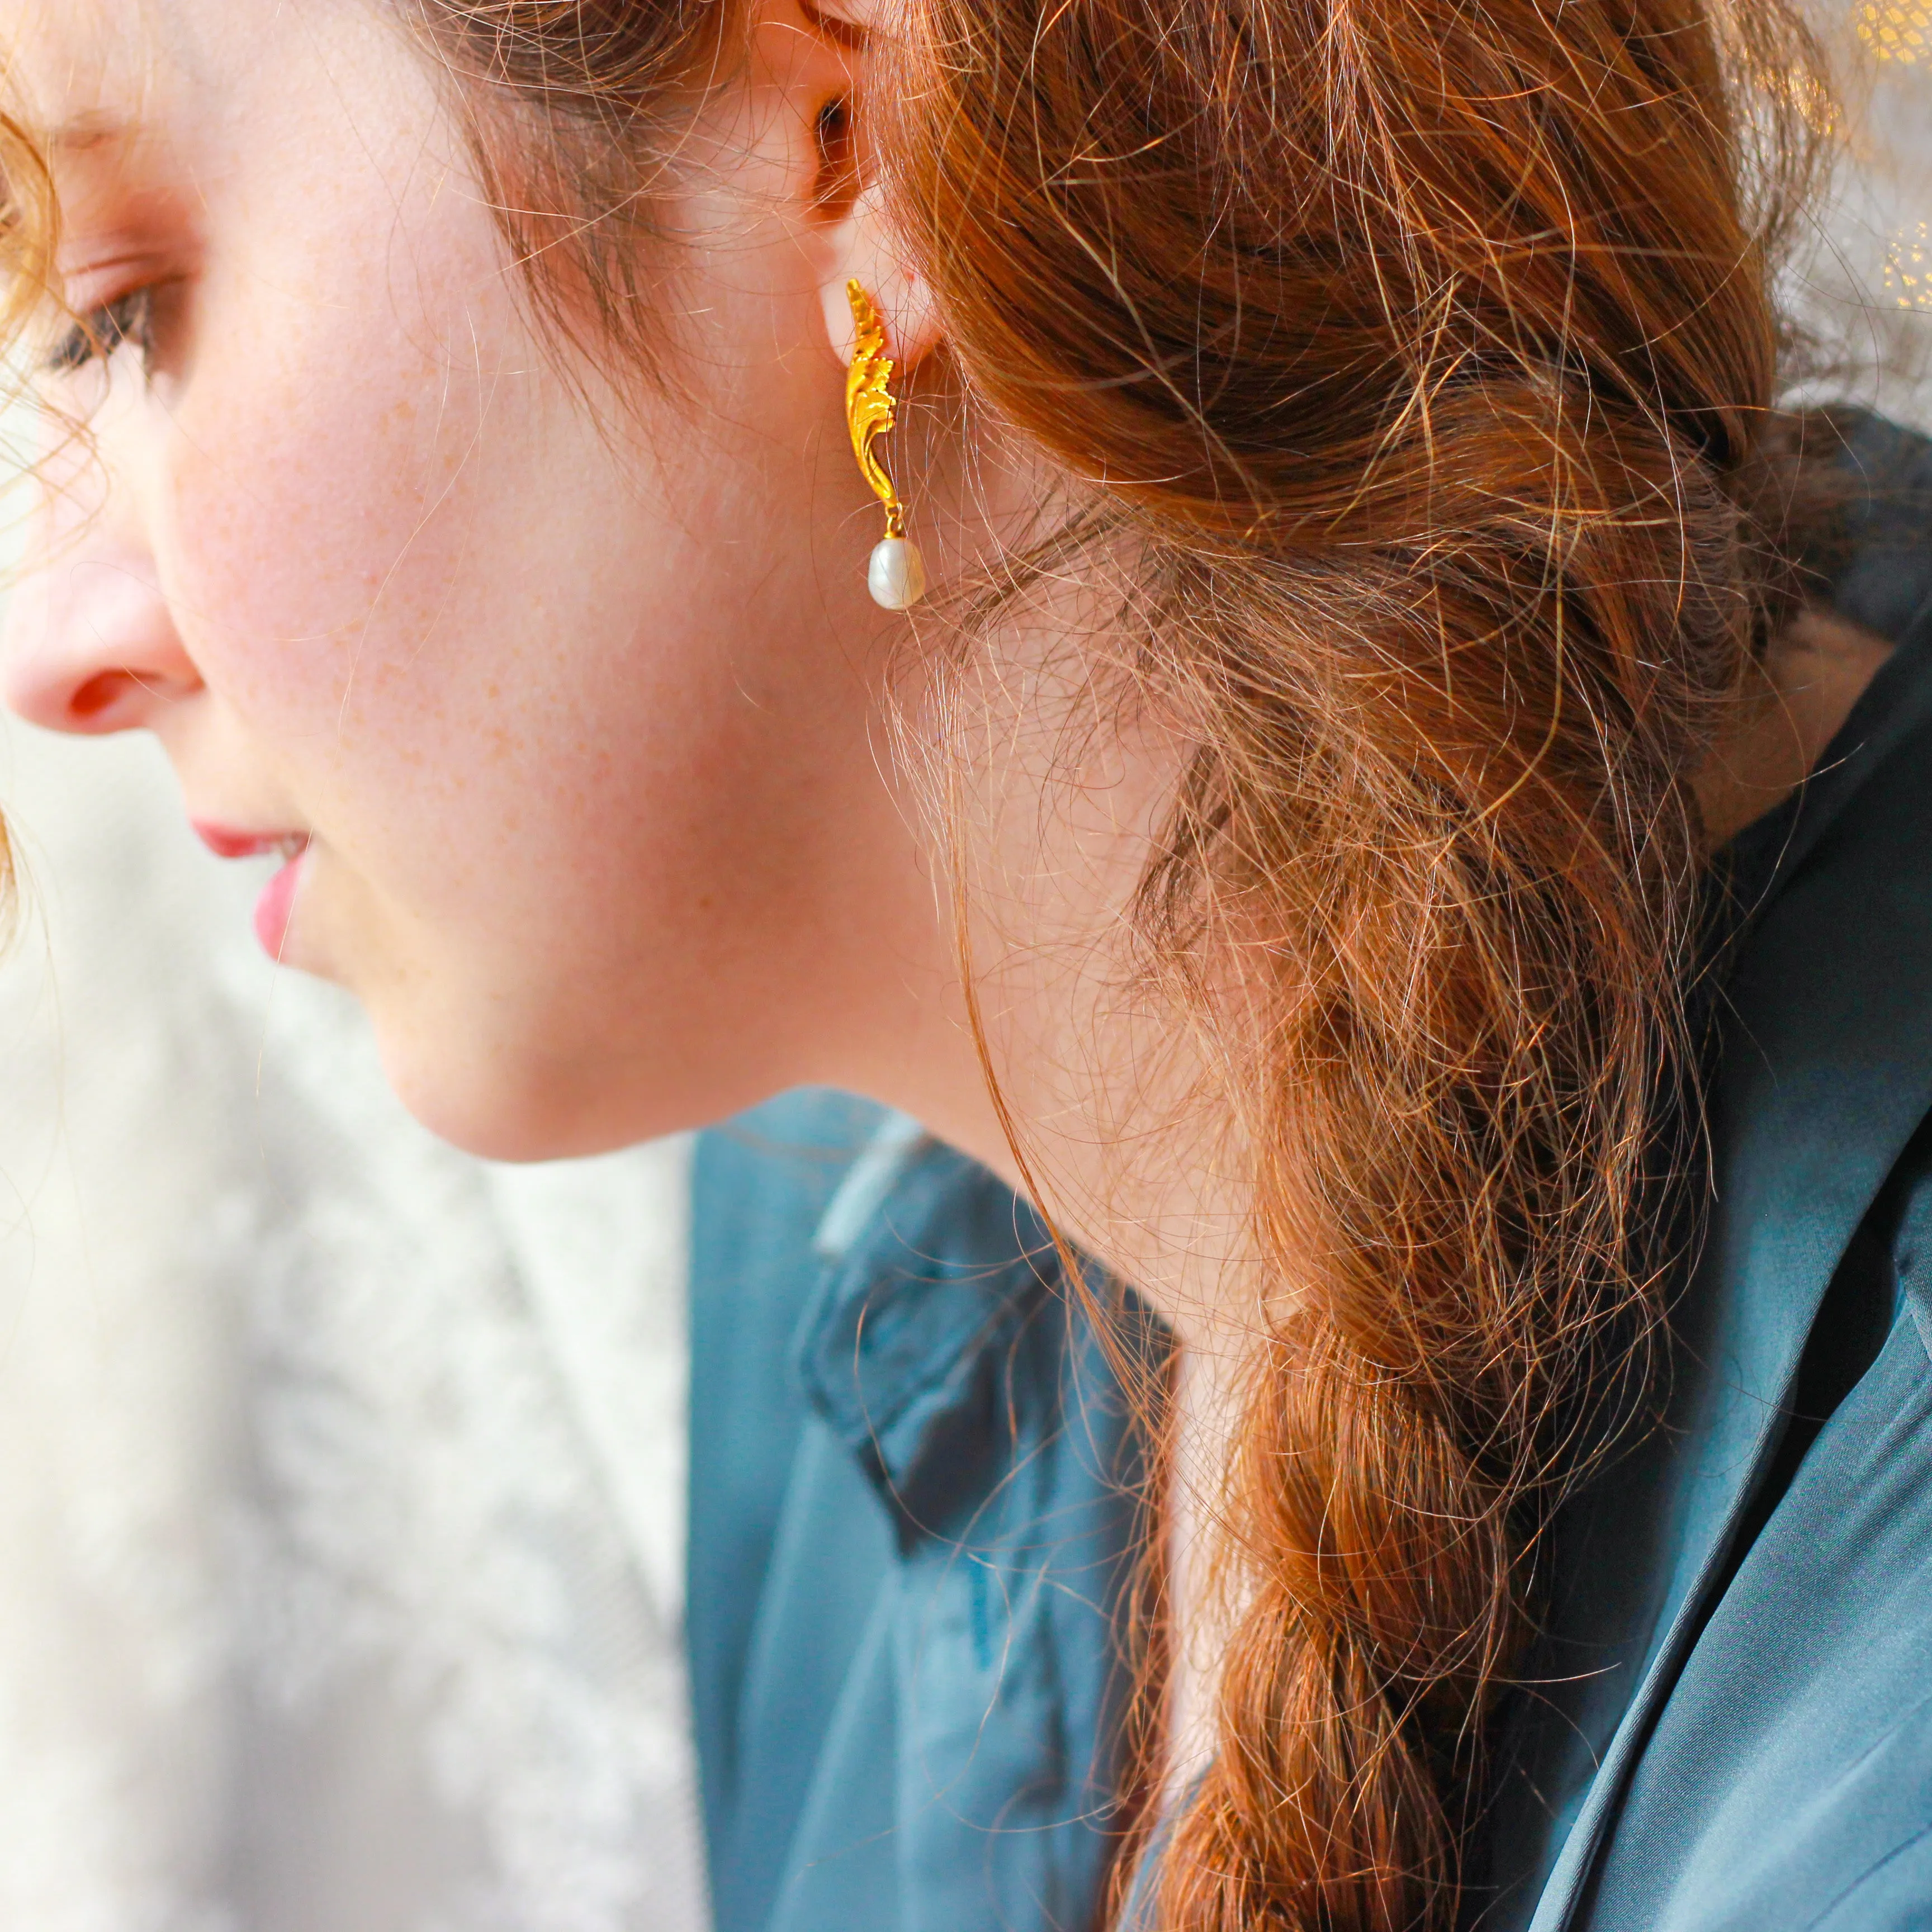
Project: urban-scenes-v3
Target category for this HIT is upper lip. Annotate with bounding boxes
[190,821,310,863]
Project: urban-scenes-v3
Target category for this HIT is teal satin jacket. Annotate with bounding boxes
[686,409,1932,1932]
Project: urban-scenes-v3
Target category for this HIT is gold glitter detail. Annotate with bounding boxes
[1858,1,1931,62]
[1886,223,1932,310]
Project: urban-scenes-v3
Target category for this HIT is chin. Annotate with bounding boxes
[380,1047,633,1163]
[371,1017,761,1164]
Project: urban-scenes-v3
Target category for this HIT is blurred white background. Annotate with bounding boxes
[0,7,1923,1931]
[0,741,708,1926]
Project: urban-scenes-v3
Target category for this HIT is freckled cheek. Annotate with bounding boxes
[155,379,600,952]
[150,293,738,950]
[161,354,485,763]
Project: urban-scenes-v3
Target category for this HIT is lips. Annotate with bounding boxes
[251,843,311,959]
[189,820,313,959]
[190,820,309,864]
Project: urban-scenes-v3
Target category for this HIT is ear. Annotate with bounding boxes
[784,0,944,373]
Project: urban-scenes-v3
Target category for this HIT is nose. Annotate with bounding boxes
[2,537,202,735]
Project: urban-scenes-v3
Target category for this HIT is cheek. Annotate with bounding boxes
[158,226,603,842]
[160,299,494,763]
[151,254,774,963]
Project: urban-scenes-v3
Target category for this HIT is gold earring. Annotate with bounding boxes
[845,280,926,610]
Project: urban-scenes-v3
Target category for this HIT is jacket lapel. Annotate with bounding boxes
[1524,614,1932,1929]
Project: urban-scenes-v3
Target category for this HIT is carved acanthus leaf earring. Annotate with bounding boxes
[845,280,926,610]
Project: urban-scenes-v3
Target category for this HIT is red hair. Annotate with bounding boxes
[875,4,1821,1919]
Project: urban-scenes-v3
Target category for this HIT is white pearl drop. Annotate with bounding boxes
[867,536,927,611]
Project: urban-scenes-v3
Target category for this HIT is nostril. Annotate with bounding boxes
[69,671,127,721]
[1,552,202,734]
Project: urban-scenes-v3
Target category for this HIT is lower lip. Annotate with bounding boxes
[253,846,311,959]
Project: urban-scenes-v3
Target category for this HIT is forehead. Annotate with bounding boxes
[2,0,423,187]
[0,0,489,325]
[4,0,202,145]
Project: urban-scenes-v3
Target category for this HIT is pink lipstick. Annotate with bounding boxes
[190,822,312,959]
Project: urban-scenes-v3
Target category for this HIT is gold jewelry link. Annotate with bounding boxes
[845,281,906,540]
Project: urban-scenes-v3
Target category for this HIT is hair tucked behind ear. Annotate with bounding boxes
[399,0,728,386]
[868,1,1824,1925]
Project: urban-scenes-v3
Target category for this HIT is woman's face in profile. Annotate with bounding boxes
[0,0,949,1159]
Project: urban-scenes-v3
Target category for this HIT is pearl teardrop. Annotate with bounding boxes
[867,536,927,612]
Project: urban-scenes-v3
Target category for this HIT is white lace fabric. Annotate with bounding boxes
[0,725,710,1932]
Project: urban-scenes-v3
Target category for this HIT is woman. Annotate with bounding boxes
[1,0,1927,1928]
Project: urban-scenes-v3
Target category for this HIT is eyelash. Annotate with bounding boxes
[44,288,155,376]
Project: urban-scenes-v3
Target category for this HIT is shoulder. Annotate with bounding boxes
[1580,1264,1932,1932]
[1811,405,1932,643]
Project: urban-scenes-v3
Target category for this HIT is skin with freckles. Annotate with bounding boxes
[1,0,1004,1165]
[0,0,1256,1353]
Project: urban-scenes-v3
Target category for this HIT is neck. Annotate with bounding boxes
[1693,608,1894,846]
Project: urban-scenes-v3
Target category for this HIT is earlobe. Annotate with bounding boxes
[817,187,942,375]
[793,6,940,373]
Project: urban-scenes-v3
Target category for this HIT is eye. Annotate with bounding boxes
[43,288,156,377]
